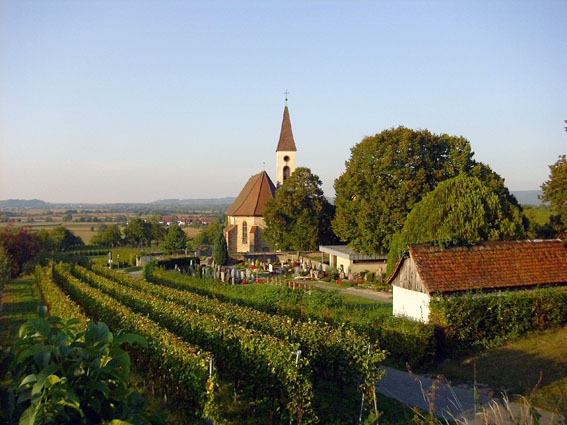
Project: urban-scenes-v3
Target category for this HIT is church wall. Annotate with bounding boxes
[227,215,269,253]
[225,226,237,253]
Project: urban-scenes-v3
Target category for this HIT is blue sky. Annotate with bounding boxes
[1,1,565,203]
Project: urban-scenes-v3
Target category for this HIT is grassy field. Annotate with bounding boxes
[183,227,203,238]
[523,205,554,226]
[0,278,40,347]
[435,326,567,413]
[0,221,109,244]
[0,221,204,245]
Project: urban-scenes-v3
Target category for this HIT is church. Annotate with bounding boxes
[224,104,297,253]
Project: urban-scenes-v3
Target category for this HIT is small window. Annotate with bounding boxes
[283,166,290,180]
[283,155,290,162]
[242,221,247,244]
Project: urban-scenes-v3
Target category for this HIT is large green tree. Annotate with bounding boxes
[92,224,123,247]
[123,218,152,247]
[387,174,526,274]
[263,167,337,251]
[49,226,84,251]
[333,126,520,254]
[540,154,567,241]
[0,227,40,277]
[161,224,188,253]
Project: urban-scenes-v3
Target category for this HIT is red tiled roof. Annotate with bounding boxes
[276,105,297,152]
[225,171,276,217]
[249,225,258,233]
[405,240,567,294]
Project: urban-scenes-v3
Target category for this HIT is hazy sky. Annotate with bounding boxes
[1,1,565,203]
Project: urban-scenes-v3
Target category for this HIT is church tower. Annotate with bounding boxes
[275,104,297,187]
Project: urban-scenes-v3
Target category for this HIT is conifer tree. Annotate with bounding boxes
[213,229,228,265]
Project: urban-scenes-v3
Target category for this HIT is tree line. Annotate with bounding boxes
[262,126,566,273]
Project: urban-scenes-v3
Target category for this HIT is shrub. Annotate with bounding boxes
[6,315,152,425]
[430,287,567,350]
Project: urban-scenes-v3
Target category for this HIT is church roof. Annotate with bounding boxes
[226,171,276,217]
[276,105,297,152]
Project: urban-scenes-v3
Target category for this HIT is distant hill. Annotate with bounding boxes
[151,197,236,207]
[0,199,47,208]
[511,190,543,206]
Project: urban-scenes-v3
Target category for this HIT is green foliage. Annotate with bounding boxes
[146,215,166,243]
[541,154,567,241]
[70,265,318,424]
[92,264,387,400]
[48,226,84,251]
[0,246,11,282]
[160,224,187,253]
[212,229,228,266]
[0,227,41,277]
[123,219,152,247]
[429,287,567,350]
[91,224,123,247]
[263,167,337,251]
[146,266,436,366]
[333,127,520,255]
[35,266,88,327]
[387,174,526,275]
[7,314,150,425]
[51,264,217,419]
[188,231,209,251]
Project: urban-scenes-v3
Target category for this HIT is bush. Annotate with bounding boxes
[5,314,152,425]
[430,287,567,350]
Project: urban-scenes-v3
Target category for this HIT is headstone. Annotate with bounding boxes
[268,264,273,273]
[246,269,251,280]
[220,271,225,282]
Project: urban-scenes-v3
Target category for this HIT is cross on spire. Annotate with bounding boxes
[283,89,289,105]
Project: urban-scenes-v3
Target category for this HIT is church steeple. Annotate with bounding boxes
[276,105,297,152]
[276,104,297,187]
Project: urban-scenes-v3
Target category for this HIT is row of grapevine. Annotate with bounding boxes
[35,265,89,329]
[51,264,219,421]
[93,264,386,397]
[146,264,438,366]
[71,265,318,424]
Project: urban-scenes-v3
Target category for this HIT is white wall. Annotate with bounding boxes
[393,286,431,323]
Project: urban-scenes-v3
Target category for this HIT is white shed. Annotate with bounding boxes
[388,240,567,323]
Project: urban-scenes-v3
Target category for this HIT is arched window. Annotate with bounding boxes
[283,166,290,181]
[242,221,247,244]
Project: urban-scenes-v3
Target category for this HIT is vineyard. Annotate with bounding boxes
[35,263,390,424]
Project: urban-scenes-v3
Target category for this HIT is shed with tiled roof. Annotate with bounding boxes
[388,240,567,322]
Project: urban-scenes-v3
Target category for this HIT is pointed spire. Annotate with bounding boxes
[276,105,297,152]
